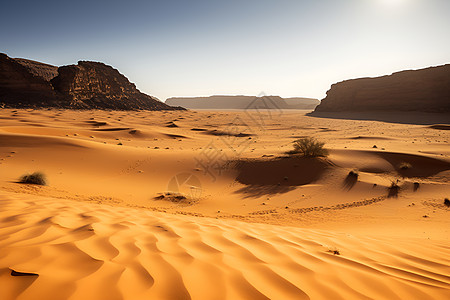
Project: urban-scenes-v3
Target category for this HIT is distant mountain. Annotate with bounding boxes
[165,95,319,109]
[283,97,321,109]
[0,53,183,110]
[313,64,450,113]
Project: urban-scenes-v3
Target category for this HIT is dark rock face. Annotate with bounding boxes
[0,53,60,108]
[0,53,183,110]
[165,95,319,110]
[15,58,58,81]
[51,61,179,110]
[314,64,450,113]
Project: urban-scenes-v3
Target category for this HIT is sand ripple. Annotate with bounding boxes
[0,192,449,300]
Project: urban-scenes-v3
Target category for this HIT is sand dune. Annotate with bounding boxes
[0,109,449,299]
[1,191,449,300]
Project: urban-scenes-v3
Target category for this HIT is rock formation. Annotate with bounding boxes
[15,58,58,81]
[165,95,319,110]
[0,53,183,110]
[283,97,320,109]
[314,64,450,113]
[51,61,179,110]
[0,53,60,108]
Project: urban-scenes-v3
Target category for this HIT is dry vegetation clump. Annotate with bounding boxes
[327,248,340,255]
[348,170,359,179]
[153,192,196,205]
[388,180,400,197]
[343,170,359,190]
[19,172,47,186]
[292,137,328,157]
[399,162,412,170]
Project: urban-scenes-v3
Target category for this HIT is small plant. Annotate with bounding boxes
[154,192,188,203]
[444,198,450,207]
[292,137,328,157]
[19,172,47,186]
[348,170,359,179]
[399,162,412,170]
[343,170,359,190]
[327,248,340,255]
[388,180,400,197]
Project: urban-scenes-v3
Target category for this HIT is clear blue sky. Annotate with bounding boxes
[1,0,449,101]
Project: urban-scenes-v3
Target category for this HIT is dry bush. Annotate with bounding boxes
[19,172,47,186]
[292,137,328,157]
[388,180,400,197]
[399,162,412,170]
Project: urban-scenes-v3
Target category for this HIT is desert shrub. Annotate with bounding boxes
[292,137,328,157]
[388,180,400,197]
[399,162,412,170]
[327,248,340,255]
[19,172,47,185]
[343,170,359,190]
[348,170,359,178]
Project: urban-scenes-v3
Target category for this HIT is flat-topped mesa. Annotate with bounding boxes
[314,64,450,113]
[166,95,319,109]
[0,53,184,110]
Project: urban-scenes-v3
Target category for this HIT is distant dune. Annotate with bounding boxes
[166,95,319,109]
[0,53,183,111]
[313,64,450,113]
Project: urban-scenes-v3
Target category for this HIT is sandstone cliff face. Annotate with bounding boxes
[0,53,60,108]
[0,53,183,110]
[51,61,179,110]
[314,64,450,113]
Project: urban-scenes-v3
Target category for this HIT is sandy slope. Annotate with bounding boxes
[1,191,449,300]
[0,108,449,299]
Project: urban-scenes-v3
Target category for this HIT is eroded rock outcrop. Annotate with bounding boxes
[15,58,58,81]
[314,64,450,113]
[51,61,180,110]
[0,53,60,108]
[0,53,183,110]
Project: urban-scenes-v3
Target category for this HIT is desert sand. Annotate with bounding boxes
[0,108,449,299]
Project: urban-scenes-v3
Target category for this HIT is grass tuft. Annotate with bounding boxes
[19,172,47,186]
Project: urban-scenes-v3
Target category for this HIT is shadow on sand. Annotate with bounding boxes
[233,156,330,198]
[307,111,450,125]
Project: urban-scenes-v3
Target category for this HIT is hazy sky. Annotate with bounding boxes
[1,0,449,101]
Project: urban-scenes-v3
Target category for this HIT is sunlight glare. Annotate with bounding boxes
[379,0,407,7]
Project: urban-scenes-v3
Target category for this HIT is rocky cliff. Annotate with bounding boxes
[51,61,179,110]
[15,58,59,81]
[0,53,183,110]
[0,53,60,108]
[314,64,450,113]
[165,95,319,110]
